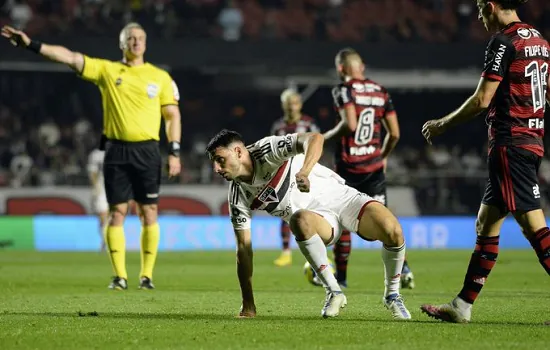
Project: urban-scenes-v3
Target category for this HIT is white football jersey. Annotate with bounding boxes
[228,134,347,230]
[87,149,105,192]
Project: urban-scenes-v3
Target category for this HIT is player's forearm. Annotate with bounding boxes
[164,114,181,143]
[380,134,399,159]
[236,241,254,303]
[38,44,82,72]
[441,95,487,129]
[300,133,324,175]
[323,121,352,142]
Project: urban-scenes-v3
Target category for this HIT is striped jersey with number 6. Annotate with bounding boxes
[332,79,395,174]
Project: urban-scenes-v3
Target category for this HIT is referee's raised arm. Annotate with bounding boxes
[2,22,182,291]
[1,25,84,73]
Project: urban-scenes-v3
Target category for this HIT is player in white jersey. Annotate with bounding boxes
[87,148,108,251]
[206,129,412,319]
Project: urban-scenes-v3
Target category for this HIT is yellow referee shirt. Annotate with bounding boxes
[80,56,179,142]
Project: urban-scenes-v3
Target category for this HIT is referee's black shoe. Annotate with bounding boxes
[139,277,155,290]
[108,276,128,290]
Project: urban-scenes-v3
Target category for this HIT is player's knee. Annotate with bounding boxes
[139,204,158,226]
[475,218,485,236]
[512,209,547,238]
[380,218,404,247]
[109,205,127,226]
[475,217,495,237]
[289,210,315,240]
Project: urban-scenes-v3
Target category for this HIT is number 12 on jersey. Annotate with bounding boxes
[525,61,549,113]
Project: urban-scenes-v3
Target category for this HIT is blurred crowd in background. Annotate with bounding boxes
[0,70,489,188]
[1,0,550,215]
[1,0,549,42]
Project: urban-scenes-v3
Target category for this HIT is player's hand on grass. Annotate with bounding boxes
[295,170,310,193]
[422,119,447,145]
[167,155,181,179]
[1,25,30,48]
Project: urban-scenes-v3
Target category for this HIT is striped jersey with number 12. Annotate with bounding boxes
[332,78,395,174]
[482,22,549,156]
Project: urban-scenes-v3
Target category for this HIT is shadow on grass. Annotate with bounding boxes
[0,311,546,326]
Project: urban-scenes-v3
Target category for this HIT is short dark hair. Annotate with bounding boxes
[335,47,359,65]
[206,129,244,154]
[479,0,528,10]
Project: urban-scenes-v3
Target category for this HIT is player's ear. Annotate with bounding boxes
[235,145,242,159]
[485,1,496,16]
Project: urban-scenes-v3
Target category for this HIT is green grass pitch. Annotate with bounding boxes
[0,250,548,349]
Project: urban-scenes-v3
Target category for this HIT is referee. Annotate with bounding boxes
[2,23,182,290]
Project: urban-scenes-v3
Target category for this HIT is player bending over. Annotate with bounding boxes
[270,89,320,267]
[206,129,412,319]
[420,0,549,323]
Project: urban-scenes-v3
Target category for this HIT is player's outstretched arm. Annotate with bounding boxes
[422,77,500,144]
[1,25,84,73]
[234,228,256,317]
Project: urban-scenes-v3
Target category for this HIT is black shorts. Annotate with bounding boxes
[337,167,387,206]
[481,146,542,213]
[103,139,162,206]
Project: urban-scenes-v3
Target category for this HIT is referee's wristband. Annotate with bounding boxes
[26,40,42,54]
[169,141,181,157]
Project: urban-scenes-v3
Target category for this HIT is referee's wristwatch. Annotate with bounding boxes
[169,141,180,157]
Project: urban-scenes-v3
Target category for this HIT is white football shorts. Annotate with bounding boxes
[307,184,379,246]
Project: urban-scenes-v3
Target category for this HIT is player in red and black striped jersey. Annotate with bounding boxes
[421,0,550,323]
[323,48,414,289]
[271,89,320,267]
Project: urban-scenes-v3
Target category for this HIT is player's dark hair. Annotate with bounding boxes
[335,48,359,65]
[479,0,528,10]
[206,129,244,154]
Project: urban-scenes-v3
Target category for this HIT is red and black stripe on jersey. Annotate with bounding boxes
[249,158,293,213]
[270,115,319,136]
[482,22,549,157]
[332,78,395,174]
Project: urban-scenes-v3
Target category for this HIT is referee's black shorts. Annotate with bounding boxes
[103,139,161,206]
